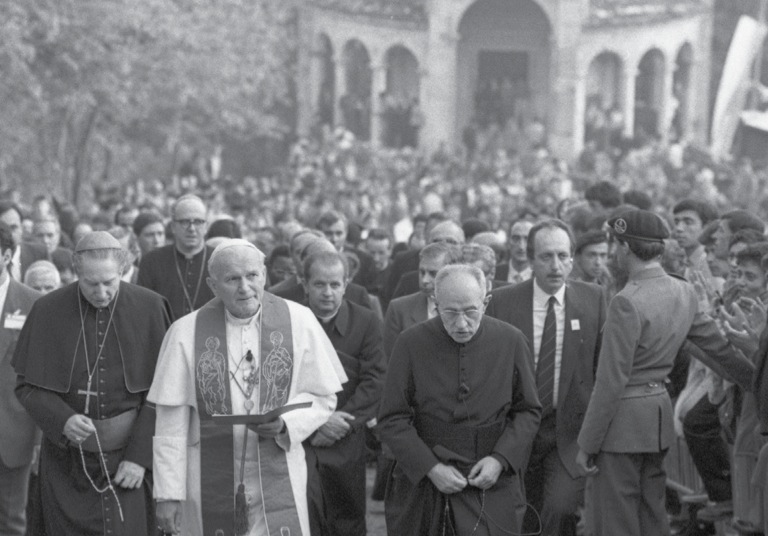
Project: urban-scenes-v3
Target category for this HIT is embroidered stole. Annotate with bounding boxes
[194,294,302,535]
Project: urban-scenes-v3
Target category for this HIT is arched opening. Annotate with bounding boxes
[634,48,666,140]
[672,43,693,141]
[585,51,624,149]
[456,0,551,153]
[382,45,421,148]
[316,33,336,127]
[340,39,372,140]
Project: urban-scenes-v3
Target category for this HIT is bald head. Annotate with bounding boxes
[434,265,487,343]
[24,260,61,294]
[428,221,465,246]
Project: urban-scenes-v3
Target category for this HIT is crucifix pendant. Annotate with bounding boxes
[78,378,97,415]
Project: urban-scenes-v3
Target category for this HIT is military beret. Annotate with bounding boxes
[607,210,669,243]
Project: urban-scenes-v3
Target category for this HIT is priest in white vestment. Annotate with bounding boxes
[150,239,346,536]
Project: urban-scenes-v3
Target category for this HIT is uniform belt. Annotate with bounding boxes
[622,382,666,399]
[80,408,138,452]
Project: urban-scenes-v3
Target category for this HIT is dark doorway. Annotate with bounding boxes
[475,50,530,126]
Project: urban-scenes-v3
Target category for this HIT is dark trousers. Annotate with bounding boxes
[522,412,583,536]
[306,427,367,536]
[683,396,732,502]
[585,451,669,536]
[0,457,31,536]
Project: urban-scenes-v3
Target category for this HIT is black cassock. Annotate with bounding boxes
[13,282,171,536]
[137,244,215,321]
[378,316,541,536]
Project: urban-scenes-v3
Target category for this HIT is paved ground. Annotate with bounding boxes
[365,466,387,536]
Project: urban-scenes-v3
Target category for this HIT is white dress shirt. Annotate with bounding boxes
[532,281,566,407]
[507,264,532,284]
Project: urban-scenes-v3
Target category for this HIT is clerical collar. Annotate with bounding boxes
[316,312,337,324]
[225,306,261,327]
[175,245,205,261]
[78,286,118,313]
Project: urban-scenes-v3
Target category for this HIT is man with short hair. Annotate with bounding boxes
[379,213,452,310]
[364,228,393,297]
[0,221,41,536]
[150,239,346,536]
[13,231,172,536]
[497,220,534,284]
[383,242,462,357]
[570,230,612,289]
[316,211,377,292]
[23,260,61,294]
[672,199,718,282]
[137,195,215,320]
[584,181,622,215]
[0,202,48,281]
[379,264,541,535]
[114,206,139,233]
[461,243,501,292]
[713,209,766,261]
[32,217,64,255]
[389,221,466,300]
[132,212,166,258]
[301,251,386,536]
[486,219,607,536]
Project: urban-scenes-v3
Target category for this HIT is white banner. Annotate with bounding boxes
[711,15,767,160]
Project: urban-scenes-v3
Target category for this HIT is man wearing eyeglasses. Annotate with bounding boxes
[379,264,541,536]
[485,219,607,536]
[137,195,215,320]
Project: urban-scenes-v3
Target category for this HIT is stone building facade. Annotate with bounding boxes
[296,0,713,159]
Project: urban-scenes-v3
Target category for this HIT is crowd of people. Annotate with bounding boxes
[2,124,768,536]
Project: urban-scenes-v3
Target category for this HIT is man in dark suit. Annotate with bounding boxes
[383,242,462,357]
[496,219,534,283]
[301,250,386,536]
[387,220,466,304]
[0,221,42,536]
[486,219,606,536]
[0,202,48,281]
[316,210,378,293]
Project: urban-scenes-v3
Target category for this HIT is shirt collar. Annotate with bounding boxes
[533,278,566,307]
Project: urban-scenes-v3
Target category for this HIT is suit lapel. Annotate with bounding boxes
[410,293,429,324]
[518,280,534,345]
[0,281,20,366]
[559,284,582,397]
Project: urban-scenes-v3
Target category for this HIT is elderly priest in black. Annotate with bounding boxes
[378,264,541,536]
[137,194,215,320]
[13,231,172,536]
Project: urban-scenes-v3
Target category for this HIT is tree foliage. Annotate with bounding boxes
[0,0,297,205]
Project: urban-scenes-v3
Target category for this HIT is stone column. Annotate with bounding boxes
[623,62,637,139]
[548,0,582,159]
[335,38,348,132]
[295,7,314,137]
[572,69,587,155]
[421,26,460,154]
[370,62,387,147]
[660,54,674,143]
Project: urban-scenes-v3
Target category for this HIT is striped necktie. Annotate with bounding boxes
[537,296,557,414]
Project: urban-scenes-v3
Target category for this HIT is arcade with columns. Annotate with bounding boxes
[296,0,713,160]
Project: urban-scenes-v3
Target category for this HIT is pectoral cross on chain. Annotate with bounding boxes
[78,378,97,415]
